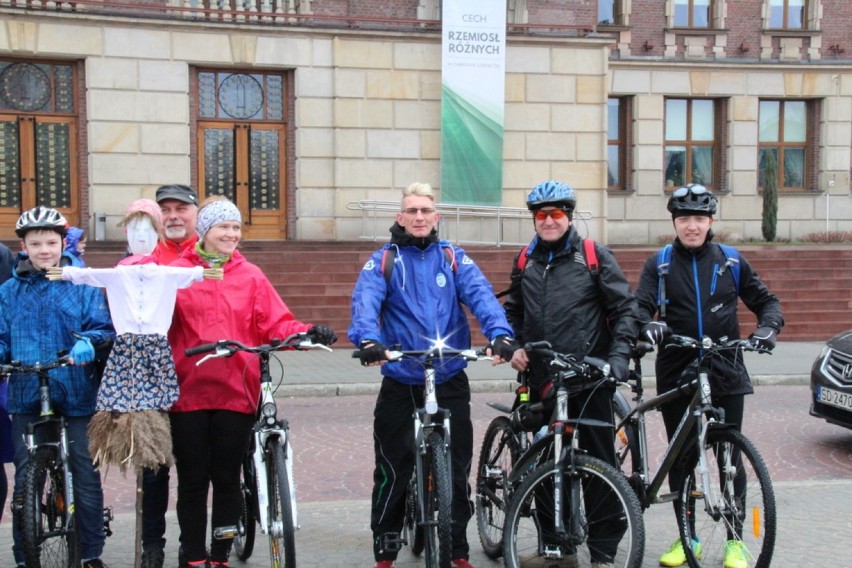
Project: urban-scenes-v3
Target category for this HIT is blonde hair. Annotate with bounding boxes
[403,182,436,202]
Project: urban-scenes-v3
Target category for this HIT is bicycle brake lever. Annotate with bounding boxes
[195,346,232,367]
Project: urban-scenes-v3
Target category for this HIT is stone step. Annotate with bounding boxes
[78,241,852,343]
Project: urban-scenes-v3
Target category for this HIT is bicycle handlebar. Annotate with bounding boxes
[522,341,611,379]
[664,334,771,355]
[187,332,333,366]
[350,346,489,364]
[0,356,72,375]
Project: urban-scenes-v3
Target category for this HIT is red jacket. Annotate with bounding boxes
[153,234,199,265]
[168,248,311,414]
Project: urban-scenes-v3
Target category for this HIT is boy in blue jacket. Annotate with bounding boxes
[349,182,518,568]
[1,206,115,568]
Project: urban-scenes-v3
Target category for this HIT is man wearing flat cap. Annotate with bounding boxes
[152,184,199,265]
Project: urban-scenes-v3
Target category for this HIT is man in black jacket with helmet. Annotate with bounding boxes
[635,183,784,568]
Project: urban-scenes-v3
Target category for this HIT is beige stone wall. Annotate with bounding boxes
[610,63,852,244]
[0,12,848,244]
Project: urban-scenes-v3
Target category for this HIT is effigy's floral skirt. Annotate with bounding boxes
[97,333,178,412]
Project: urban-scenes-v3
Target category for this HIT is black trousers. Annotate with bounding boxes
[371,373,474,562]
[170,409,254,562]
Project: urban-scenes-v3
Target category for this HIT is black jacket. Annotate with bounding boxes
[635,237,784,395]
[504,226,638,389]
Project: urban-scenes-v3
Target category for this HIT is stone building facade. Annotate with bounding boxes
[0,0,848,243]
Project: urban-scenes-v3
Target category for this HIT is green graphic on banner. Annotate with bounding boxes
[440,84,504,205]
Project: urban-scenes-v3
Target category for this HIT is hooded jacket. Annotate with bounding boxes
[503,226,638,388]
[348,223,513,385]
[169,247,311,414]
[635,237,784,395]
[64,227,86,266]
[0,252,115,416]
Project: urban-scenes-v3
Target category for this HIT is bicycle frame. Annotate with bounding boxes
[617,336,763,510]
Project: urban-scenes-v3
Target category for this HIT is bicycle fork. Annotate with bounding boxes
[550,389,585,550]
[26,417,77,534]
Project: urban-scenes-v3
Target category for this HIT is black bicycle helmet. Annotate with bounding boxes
[526,180,576,211]
[15,206,68,238]
[667,183,717,217]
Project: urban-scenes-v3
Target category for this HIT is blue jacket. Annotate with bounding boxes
[0,252,115,416]
[349,235,513,386]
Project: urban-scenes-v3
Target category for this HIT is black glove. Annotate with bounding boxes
[640,321,671,345]
[607,355,630,382]
[748,326,777,351]
[358,340,388,366]
[307,325,338,346]
[488,334,520,361]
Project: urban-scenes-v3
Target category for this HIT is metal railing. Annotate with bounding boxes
[346,200,592,247]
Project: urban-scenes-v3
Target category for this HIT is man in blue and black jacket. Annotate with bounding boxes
[349,182,517,568]
[635,184,783,568]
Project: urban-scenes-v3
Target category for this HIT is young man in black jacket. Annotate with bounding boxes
[634,184,784,568]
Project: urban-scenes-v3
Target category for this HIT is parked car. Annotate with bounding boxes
[810,329,852,430]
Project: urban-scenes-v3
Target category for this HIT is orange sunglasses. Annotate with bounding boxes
[533,209,568,222]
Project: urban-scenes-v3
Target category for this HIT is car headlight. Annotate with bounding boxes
[819,345,832,360]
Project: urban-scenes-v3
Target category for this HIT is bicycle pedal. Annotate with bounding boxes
[378,532,403,553]
[658,491,679,503]
[212,525,239,540]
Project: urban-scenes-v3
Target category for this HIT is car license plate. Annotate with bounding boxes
[817,386,852,411]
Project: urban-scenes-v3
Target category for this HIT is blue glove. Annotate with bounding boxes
[69,337,94,365]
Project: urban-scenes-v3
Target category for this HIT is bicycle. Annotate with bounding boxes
[6,355,114,568]
[613,334,777,568]
[496,342,645,568]
[185,332,332,568]
[353,342,488,568]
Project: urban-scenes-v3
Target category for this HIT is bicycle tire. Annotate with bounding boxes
[21,448,80,568]
[678,428,776,568]
[422,431,453,568]
[475,415,521,559]
[233,457,257,561]
[267,436,296,568]
[503,454,645,568]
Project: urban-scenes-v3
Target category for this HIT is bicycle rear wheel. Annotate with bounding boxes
[233,457,257,561]
[422,431,453,568]
[267,436,296,568]
[503,455,645,568]
[678,428,776,568]
[21,448,79,568]
[475,415,521,558]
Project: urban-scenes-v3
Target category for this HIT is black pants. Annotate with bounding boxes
[142,465,170,549]
[371,373,474,562]
[170,410,254,562]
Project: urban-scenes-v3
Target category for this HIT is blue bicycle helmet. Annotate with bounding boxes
[667,183,717,217]
[526,181,576,211]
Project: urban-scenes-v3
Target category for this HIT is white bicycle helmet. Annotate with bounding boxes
[15,206,68,238]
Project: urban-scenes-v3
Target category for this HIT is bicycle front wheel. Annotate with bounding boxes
[475,415,521,558]
[233,457,257,561]
[678,428,776,568]
[503,455,645,568]
[422,431,453,568]
[22,448,79,568]
[267,436,296,568]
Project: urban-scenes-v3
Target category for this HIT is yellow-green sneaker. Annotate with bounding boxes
[659,538,701,567]
[724,540,749,568]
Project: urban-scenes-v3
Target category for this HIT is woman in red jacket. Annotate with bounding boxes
[168,197,337,567]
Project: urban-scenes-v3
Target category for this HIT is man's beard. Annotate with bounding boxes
[165,225,187,240]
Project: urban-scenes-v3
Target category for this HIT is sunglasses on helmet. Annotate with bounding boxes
[672,185,709,198]
[533,209,569,222]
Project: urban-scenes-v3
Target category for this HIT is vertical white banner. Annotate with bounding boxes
[441,0,507,205]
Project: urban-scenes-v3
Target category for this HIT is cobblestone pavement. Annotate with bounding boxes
[2,341,850,566]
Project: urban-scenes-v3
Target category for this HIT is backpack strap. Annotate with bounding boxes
[656,244,673,320]
[717,243,741,294]
[583,239,599,276]
[382,245,456,285]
